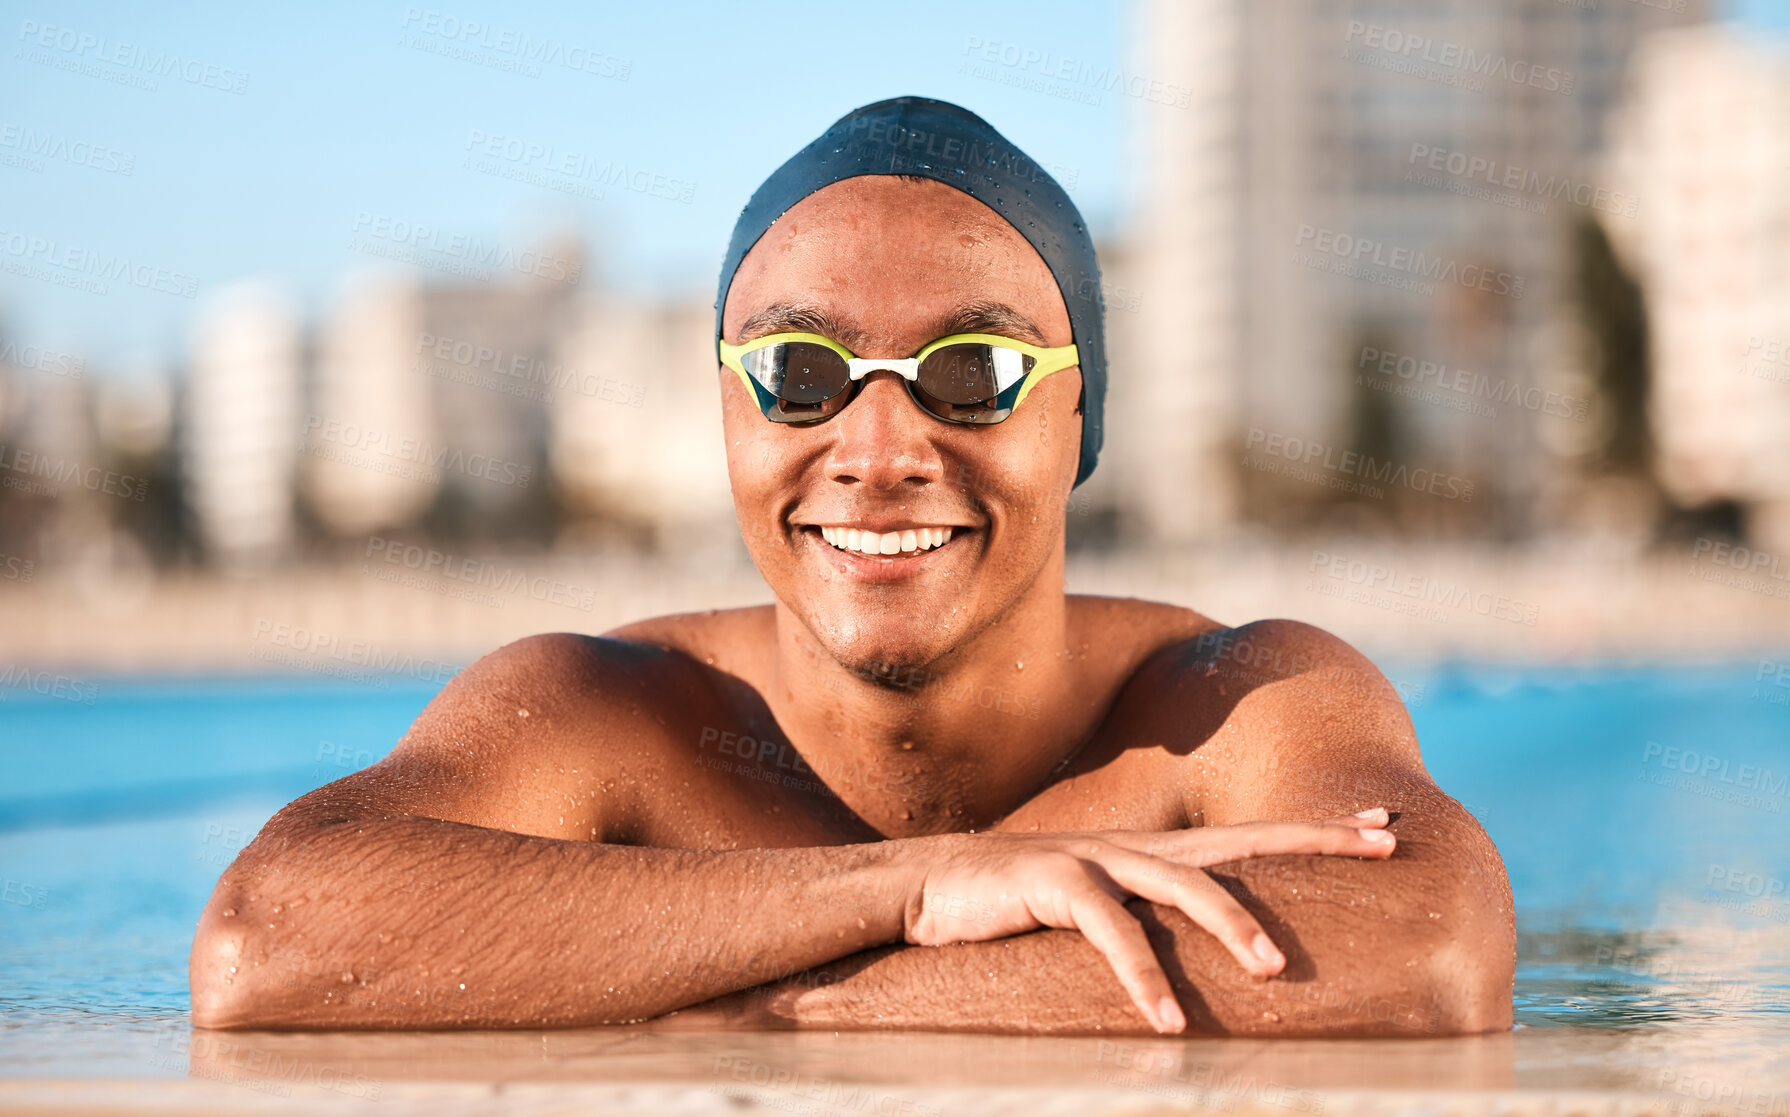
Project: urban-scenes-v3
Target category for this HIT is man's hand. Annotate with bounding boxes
[896,810,1396,1033]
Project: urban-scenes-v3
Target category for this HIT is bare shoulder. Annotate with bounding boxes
[1063,593,1222,669]
[290,631,738,844]
[1094,616,1425,822]
[604,605,776,677]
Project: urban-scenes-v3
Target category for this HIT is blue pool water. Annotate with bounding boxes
[1,662,1786,1041]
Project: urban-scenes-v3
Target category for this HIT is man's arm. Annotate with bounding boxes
[188,634,913,1029]
[191,628,1391,1032]
[668,620,1515,1036]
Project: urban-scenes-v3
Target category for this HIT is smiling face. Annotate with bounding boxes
[719,176,1083,678]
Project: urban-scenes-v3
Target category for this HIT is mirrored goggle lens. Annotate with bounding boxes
[740,342,853,422]
[914,343,1033,423]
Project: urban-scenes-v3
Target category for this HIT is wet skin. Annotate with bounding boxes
[189,178,1515,1036]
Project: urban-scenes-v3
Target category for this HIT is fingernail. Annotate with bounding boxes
[1364,829,1395,844]
[1156,995,1185,1032]
[1252,933,1283,966]
[1354,807,1384,818]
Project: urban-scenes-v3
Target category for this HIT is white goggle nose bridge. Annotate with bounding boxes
[845,357,920,382]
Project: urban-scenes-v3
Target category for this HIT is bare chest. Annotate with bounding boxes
[635,720,1192,850]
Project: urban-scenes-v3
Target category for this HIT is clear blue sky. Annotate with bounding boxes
[2,0,1781,372]
[1,0,1130,370]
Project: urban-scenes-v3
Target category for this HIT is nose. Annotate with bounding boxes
[822,370,944,490]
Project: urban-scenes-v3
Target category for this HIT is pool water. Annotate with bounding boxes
[1,662,1786,1100]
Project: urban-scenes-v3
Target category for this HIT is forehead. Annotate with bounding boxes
[720,176,1069,348]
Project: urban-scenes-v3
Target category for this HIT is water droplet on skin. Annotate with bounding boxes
[518,709,529,718]
[1016,661,1024,671]
[222,909,236,918]
[340,972,354,984]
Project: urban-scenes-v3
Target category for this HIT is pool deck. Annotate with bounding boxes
[5,1024,1786,1116]
[4,544,1787,676]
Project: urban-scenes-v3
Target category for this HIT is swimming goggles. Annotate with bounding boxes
[718,332,1079,425]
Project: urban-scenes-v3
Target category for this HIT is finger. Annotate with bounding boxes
[1159,820,1396,866]
[1090,849,1288,978]
[1053,883,1186,1034]
[1323,807,1389,828]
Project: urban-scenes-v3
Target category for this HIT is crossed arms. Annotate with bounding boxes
[188,622,1514,1034]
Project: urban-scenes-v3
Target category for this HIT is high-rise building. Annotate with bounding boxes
[549,291,736,550]
[1115,0,1708,543]
[301,273,437,536]
[184,282,302,565]
[1600,26,1790,551]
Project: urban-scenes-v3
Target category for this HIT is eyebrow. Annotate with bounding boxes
[735,300,1049,350]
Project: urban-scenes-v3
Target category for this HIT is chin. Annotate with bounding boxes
[800,601,963,682]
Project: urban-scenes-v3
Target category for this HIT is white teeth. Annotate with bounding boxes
[816,525,956,555]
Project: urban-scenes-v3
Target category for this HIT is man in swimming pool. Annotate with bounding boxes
[189,98,1513,1037]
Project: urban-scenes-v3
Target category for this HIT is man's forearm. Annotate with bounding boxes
[699,813,1514,1036]
[191,805,917,1029]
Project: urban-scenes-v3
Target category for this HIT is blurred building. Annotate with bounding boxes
[1111,0,1708,544]
[1600,26,1790,552]
[184,283,302,565]
[550,293,736,550]
[301,274,437,536]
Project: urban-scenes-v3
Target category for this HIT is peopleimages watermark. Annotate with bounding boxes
[2,879,49,909]
[845,113,1080,191]
[14,19,249,94]
[1405,143,1637,218]
[0,228,199,298]
[1588,941,1768,1007]
[0,443,149,502]
[399,7,629,81]
[463,128,694,204]
[1688,538,1790,601]
[1305,550,1540,628]
[194,819,254,869]
[1342,21,1576,95]
[1739,335,1790,386]
[0,338,84,379]
[1755,659,1790,709]
[361,535,596,613]
[248,618,461,689]
[959,34,1192,109]
[1182,627,1427,709]
[1637,740,1784,814]
[149,1029,382,1100]
[414,331,645,408]
[695,725,935,802]
[301,414,534,489]
[0,122,135,176]
[710,1056,943,1117]
[1652,1070,1788,1117]
[0,664,98,705]
[1357,346,1588,422]
[1244,428,1476,503]
[1701,863,1789,923]
[1094,1040,1329,1111]
[1294,225,1524,299]
[347,211,582,286]
[950,462,1094,520]
[0,551,37,583]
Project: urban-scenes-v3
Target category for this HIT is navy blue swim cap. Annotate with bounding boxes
[714,96,1107,489]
